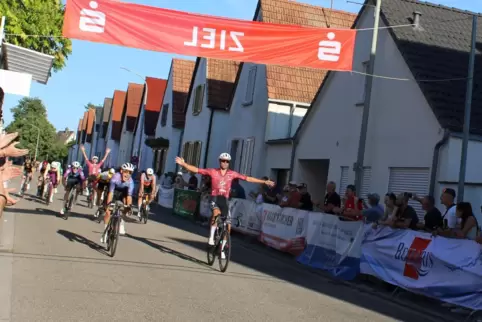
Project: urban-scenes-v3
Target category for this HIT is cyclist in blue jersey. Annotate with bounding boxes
[101,162,135,243]
[60,161,85,215]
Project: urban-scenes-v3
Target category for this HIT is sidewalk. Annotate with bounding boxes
[151,204,471,322]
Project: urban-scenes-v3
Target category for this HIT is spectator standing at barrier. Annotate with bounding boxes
[161,172,173,189]
[335,184,363,220]
[199,175,211,194]
[386,193,418,229]
[440,188,457,229]
[173,172,185,189]
[382,193,397,221]
[412,194,443,232]
[315,181,340,214]
[230,178,246,199]
[433,202,479,240]
[279,181,301,208]
[187,172,198,190]
[260,176,278,204]
[362,193,383,223]
[298,183,313,211]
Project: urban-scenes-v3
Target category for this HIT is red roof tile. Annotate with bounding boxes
[144,77,168,136]
[124,83,144,132]
[111,90,127,141]
[207,59,240,110]
[86,108,95,135]
[172,59,196,129]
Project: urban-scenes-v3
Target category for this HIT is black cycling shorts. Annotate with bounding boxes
[141,185,153,195]
[113,188,128,202]
[66,177,81,190]
[210,196,231,224]
[97,181,108,192]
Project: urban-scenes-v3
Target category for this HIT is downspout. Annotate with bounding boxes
[429,129,450,196]
[288,138,297,181]
[176,129,184,172]
[203,109,215,168]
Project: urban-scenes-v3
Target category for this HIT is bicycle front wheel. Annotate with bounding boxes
[109,217,120,258]
[218,232,231,273]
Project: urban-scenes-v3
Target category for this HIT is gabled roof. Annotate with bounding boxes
[172,59,196,129]
[123,83,144,132]
[206,59,240,110]
[143,77,168,136]
[86,108,96,143]
[111,90,127,141]
[102,97,113,138]
[229,0,355,106]
[380,0,482,135]
[76,118,83,144]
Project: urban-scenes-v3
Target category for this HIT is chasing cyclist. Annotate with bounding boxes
[46,162,61,204]
[37,160,50,197]
[136,168,157,219]
[100,163,135,243]
[20,156,34,192]
[60,161,85,215]
[175,153,274,248]
[96,168,115,207]
[79,144,111,195]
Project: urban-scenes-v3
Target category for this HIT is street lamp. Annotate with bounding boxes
[28,123,40,161]
[120,67,148,169]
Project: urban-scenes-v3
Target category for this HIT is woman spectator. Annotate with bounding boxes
[433,202,479,240]
[173,172,185,189]
[382,193,397,221]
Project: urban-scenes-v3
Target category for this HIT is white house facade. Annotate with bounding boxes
[292,0,482,221]
[117,83,143,166]
[104,90,126,168]
[96,98,112,161]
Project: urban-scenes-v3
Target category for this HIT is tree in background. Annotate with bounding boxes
[6,97,68,162]
[0,0,72,72]
[85,102,102,110]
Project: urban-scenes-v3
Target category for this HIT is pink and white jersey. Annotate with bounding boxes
[86,160,104,176]
[197,168,247,199]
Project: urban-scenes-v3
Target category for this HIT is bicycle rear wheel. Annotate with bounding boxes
[109,216,120,257]
[206,242,216,266]
[218,231,231,273]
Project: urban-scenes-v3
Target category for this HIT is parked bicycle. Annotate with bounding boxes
[102,201,128,257]
[206,214,231,273]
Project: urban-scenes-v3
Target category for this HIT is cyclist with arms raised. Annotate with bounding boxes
[79,144,111,194]
[20,156,34,192]
[136,168,157,219]
[100,163,135,243]
[60,161,85,215]
[175,153,275,246]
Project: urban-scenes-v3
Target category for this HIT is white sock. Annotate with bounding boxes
[209,226,216,240]
[221,240,226,250]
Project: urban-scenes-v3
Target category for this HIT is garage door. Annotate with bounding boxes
[388,167,430,221]
[339,166,349,195]
[360,167,372,199]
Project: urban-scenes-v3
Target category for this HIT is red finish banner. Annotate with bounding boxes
[63,0,356,70]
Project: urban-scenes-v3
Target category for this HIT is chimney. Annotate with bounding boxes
[413,11,422,29]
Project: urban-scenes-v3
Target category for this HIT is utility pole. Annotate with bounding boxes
[457,15,477,202]
[354,0,382,195]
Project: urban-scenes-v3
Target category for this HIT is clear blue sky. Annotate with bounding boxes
[3,0,481,131]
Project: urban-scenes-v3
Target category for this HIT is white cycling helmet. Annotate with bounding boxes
[219,153,231,161]
[146,168,154,175]
[109,168,115,174]
[92,156,99,161]
[121,162,135,171]
[50,162,57,168]
[72,161,81,168]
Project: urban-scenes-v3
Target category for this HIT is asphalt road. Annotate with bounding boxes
[0,178,461,322]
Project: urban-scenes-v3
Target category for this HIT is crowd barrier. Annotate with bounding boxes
[157,193,482,310]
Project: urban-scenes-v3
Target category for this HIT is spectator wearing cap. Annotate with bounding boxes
[412,194,443,232]
[441,188,457,229]
[279,181,301,208]
[361,193,384,223]
[335,184,363,220]
[187,172,198,191]
[298,183,313,211]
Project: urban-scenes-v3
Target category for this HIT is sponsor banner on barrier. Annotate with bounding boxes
[229,199,262,236]
[158,187,174,209]
[259,205,308,255]
[173,189,201,218]
[297,213,364,280]
[361,227,482,310]
[199,195,211,219]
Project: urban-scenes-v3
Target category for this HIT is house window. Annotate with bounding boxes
[161,104,169,126]
[358,61,369,104]
[240,137,255,175]
[182,142,191,165]
[192,84,204,115]
[243,66,257,106]
[192,141,202,167]
[229,139,243,172]
[95,124,100,132]
[153,148,168,175]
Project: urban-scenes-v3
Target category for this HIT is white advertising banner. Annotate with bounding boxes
[199,195,211,219]
[259,204,309,255]
[0,70,32,96]
[158,186,174,208]
[229,199,262,236]
[297,213,364,279]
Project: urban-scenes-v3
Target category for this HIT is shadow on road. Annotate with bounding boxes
[125,233,212,270]
[57,229,108,256]
[6,206,98,221]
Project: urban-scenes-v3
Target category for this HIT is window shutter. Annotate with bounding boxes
[161,104,169,126]
[245,137,255,175]
[243,67,257,106]
[194,141,202,167]
[193,85,204,115]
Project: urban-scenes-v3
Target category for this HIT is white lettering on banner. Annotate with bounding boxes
[79,1,106,33]
[184,27,244,52]
[318,32,341,62]
[229,199,261,236]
